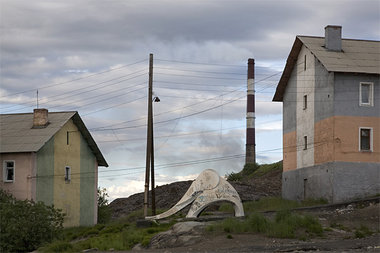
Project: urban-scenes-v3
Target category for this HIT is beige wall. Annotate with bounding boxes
[334,116,380,163]
[283,131,297,172]
[54,119,81,227]
[0,152,36,200]
[314,117,334,164]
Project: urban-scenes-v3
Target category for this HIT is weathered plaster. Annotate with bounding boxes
[54,119,81,227]
[0,152,34,200]
[283,162,380,203]
[296,46,315,168]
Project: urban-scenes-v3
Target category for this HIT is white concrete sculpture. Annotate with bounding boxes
[146,169,244,220]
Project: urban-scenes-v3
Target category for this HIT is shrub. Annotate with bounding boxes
[226,172,243,181]
[0,189,64,252]
[98,187,111,224]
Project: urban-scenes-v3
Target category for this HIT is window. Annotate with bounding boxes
[359,82,374,106]
[303,95,307,110]
[3,161,15,182]
[304,136,308,150]
[65,166,71,182]
[359,128,372,151]
[304,55,307,71]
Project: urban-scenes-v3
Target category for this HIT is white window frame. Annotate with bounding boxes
[359,82,374,107]
[3,160,15,183]
[65,166,71,182]
[359,127,373,152]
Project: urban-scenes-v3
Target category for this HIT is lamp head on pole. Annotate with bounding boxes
[153,96,160,102]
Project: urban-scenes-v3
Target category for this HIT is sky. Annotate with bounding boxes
[1,0,379,201]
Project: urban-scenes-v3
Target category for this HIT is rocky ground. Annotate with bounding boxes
[109,169,380,252]
[109,168,282,219]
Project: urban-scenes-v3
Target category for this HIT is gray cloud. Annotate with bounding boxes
[1,0,378,198]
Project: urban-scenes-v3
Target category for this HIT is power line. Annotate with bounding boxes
[0,59,147,98]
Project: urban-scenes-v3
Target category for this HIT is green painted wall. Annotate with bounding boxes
[36,137,54,205]
[80,134,96,226]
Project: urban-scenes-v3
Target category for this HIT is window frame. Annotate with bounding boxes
[359,82,374,107]
[3,160,15,183]
[359,127,373,152]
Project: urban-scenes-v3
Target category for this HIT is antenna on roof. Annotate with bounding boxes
[36,89,39,109]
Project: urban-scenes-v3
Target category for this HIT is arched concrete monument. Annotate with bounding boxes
[146,169,244,220]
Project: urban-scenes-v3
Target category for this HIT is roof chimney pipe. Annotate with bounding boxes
[325,25,342,51]
[33,108,49,128]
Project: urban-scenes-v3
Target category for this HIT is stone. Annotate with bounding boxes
[149,221,206,249]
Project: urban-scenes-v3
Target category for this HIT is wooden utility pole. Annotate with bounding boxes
[144,54,154,217]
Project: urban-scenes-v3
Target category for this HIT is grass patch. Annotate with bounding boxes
[39,208,175,252]
[242,197,327,214]
[208,210,323,240]
[354,225,373,238]
[227,161,283,182]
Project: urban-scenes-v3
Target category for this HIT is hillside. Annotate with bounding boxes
[109,161,282,219]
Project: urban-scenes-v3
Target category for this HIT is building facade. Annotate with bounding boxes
[273,26,380,203]
[0,109,108,226]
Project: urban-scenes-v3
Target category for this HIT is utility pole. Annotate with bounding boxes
[144,54,154,217]
[246,58,256,165]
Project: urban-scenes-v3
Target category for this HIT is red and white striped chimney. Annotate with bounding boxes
[246,58,256,164]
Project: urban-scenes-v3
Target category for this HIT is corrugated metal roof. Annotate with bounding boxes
[273,36,380,101]
[0,111,108,167]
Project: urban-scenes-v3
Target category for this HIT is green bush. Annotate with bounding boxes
[226,172,243,181]
[97,187,111,224]
[0,189,65,252]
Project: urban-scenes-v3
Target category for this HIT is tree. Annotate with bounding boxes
[0,189,64,252]
[97,187,111,223]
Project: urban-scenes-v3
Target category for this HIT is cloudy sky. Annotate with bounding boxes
[1,0,379,201]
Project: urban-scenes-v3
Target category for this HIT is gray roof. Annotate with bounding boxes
[273,36,380,101]
[0,111,108,167]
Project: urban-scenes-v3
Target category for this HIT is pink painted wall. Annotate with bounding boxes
[0,152,37,200]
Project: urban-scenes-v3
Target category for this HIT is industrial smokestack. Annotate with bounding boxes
[246,58,256,165]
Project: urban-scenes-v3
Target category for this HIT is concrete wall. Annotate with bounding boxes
[283,161,380,203]
[0,152,36,200]
[80,134,97,226]
[282,48,298,172]
[296,46,315,169]
[334,73,379,117]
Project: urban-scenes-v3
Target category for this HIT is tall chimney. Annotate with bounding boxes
[33,108,49,128]
[246,58,256,165]
[325,25,342,51]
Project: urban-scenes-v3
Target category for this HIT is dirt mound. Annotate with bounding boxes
[109,169,282,220]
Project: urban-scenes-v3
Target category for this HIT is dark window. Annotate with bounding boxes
[3,161,14,182]
[360,128,371,151]
[304,136,308,150]
[303,95,307,110]
[65,166,71,182]
[304,55,306,71]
